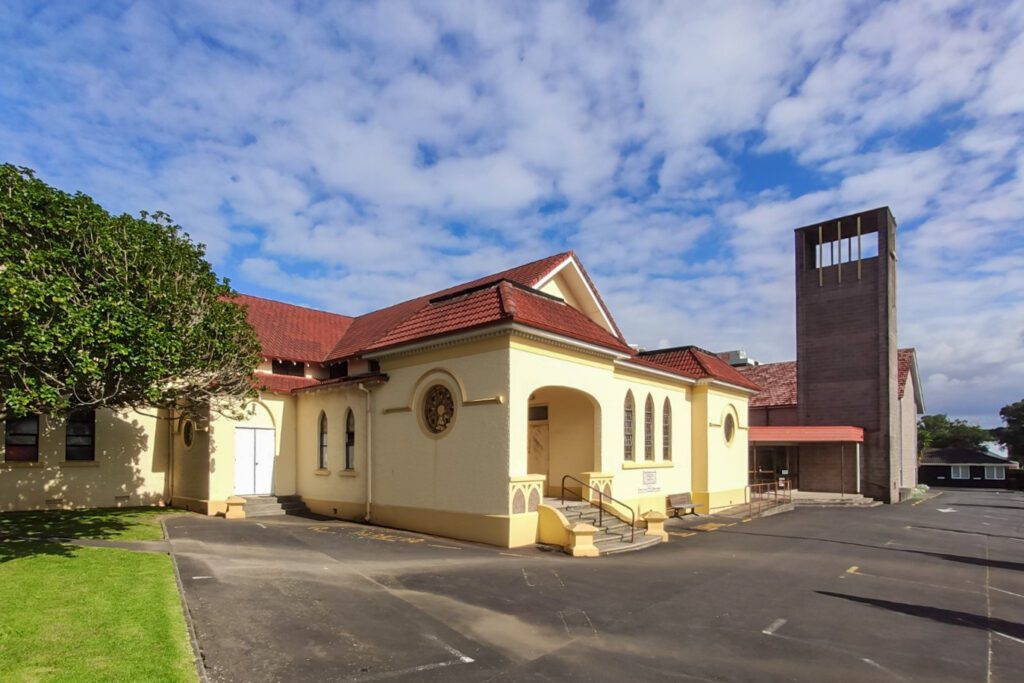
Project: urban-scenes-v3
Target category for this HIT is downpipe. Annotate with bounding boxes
[357,383,373,522]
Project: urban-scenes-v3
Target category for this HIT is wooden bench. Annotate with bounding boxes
[668,492,701,517]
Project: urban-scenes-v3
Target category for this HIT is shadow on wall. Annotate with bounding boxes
[2,413,163,514]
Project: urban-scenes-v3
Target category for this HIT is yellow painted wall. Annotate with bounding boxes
[204,394,295,512]
[691,385,750,512]
[509,336,694,518]
[170,407,210,511]
[370,336,512,517]
[1,408,168,511]
[530,386,597,495]
[294,386,366,516]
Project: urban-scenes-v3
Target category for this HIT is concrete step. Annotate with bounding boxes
[599,535,662,555]
[241,495,311,518]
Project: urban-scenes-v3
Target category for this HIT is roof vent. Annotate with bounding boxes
[720,349,759,367]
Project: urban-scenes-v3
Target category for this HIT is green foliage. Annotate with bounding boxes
[917,413,993,452]
[993,399,1024,466]
[0,164,261,419]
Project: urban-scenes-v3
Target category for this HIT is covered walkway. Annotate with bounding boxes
[749,425,865,496]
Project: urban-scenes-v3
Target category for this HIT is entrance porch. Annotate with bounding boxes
[749,425,866,498]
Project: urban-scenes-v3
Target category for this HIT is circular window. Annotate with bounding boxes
[423,384,455,435]
[723,413,736,445]
[182,419,196,448]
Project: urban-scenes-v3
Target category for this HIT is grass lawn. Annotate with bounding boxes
[0,508,196,683]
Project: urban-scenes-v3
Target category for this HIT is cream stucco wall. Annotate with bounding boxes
[509,336,697,518]
[898,372,918,491]
[371,337,511,515]
[294,386,366,518]
[201,393,295,514]
[690,385,750,512]
[1,408,168,511]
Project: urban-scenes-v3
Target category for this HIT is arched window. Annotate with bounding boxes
[345,409,356,470]
[663,398,672,461]
[317,412,328,469]
[623,391,635,461]
[644,394,655,461]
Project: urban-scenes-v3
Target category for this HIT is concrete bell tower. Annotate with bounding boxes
[794,207,899,503]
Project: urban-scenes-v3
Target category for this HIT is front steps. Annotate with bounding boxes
[240,495,311,518]
[791,491,881,507]
[545,498,661,555]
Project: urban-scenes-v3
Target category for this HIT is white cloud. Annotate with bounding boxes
[2,0,1022,425]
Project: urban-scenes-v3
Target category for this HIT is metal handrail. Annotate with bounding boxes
[745,480,793,518]
[561,474,635,543]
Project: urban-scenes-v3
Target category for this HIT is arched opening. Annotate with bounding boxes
[527,386,601,497]
[663,397,672,461]
[345,409,356,470]
[644,394,655,461]
[317,411,328,469]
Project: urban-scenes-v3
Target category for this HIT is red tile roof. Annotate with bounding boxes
[323,252,575,361]
[364,280,634,354]
[738,349,917,407]
[637,347,762,391]
[235,294,353,362]
[737,361,797,407]
[253,372,321,394]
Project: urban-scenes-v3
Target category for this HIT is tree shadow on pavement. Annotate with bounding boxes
[818,591,1024,640]
[724,529,1024,572]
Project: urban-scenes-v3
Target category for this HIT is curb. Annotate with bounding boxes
[161,517,210,683]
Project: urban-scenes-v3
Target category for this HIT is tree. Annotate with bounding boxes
[0,164,261,420]
[993,400,1024,466]
[917,414,993,452]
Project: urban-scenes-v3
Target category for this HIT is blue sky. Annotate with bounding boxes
[2,0,1023,427]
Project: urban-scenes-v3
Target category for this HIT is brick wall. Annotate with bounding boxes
[795,207,899,502]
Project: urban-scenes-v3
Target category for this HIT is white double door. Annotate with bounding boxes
[234,427,275,495]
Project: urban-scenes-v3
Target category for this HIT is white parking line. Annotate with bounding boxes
[354,635,474,681]
[762,618,787,635]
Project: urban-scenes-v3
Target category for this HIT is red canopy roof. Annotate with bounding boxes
[749,425,865,443]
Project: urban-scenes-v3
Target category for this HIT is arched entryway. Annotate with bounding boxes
[527,386,601,497]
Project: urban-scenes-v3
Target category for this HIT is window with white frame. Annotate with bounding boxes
[951,465,970,480]
[985,465,1005,481]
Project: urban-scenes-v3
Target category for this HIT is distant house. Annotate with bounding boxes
[918,447,1019,488]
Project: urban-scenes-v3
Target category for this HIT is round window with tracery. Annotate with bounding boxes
[723,413,736,445]
[423,385,455,435]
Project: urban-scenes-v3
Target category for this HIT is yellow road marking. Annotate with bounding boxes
[846,566,859,574]
[500,552,530,558]
[668,531,697,538]
[694,523,726,532]
[429,544,462,550]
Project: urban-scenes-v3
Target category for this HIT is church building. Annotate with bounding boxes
[1,251,759,549]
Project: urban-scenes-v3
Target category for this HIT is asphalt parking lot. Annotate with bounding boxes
[165,488,1024,682]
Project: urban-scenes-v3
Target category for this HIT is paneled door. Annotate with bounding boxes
[234,427,275,495]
